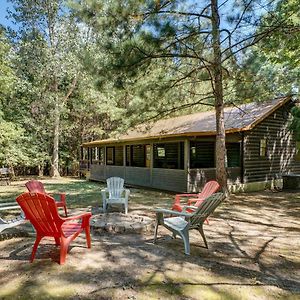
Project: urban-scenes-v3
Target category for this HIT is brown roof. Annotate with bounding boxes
[83,96,292,146]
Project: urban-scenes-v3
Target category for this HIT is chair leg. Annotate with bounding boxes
[179,230,190,255]
[60,239,69,265]
[198,225,208,248]
[54,237,60,246]
[63,205,68,217]
[103,199,106,213]
[153,221,159,244]
[124,202,128,214]
[85,226,91,248]
[31,235,43,262]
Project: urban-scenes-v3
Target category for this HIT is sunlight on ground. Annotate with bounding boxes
[0,177,300,299]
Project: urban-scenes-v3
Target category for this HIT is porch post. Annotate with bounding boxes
[104,146,107,179]
[150,143,154,187]
[123,145,126,180]
[184,139,190,192]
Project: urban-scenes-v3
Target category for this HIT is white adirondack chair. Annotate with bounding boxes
[101,177,130,214]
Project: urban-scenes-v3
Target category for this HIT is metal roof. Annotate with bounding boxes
[83,96,292,146]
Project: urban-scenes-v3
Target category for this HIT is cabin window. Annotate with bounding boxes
[190,141,215,168]
[260,139,267,157]
[125,144,150,167]
[153,142,184,169]
[115,146,124,166]
[106,147,115,165]
[131,145,146,167]
[296,141,300,161]
[157,147,165,158]
[226,143,241,167]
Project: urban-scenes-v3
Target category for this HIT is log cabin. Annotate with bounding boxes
[80,96,300,192]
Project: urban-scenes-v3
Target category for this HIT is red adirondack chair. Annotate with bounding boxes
[172,180,220,218]
[16,192,92,265]
[25,180,68,216]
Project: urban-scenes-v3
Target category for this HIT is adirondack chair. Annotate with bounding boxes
[0,202,26,233]
[25,180,68,216]
[16,192,92,265]
[172,180,220,213]
[154,192,225,255]
[101,177,130,214]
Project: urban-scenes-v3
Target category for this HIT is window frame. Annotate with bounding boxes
[106,147,115,165]
[259,139,267,157]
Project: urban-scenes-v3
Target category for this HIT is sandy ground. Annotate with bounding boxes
[0,186,300,299]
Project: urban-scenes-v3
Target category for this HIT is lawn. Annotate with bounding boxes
[0,177,300,300]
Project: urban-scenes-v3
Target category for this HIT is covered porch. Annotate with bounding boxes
[80,135,242,192]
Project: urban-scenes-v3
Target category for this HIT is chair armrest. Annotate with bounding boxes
[176,193,199,198]
[182,205,198,212]
[174,193,199,205]
[124,189,130,199]
[63,212,92,221]
[154,208,192,218]
[48,192,66,204]
[63,212,92,227]
[101,189,108,199]
[187,198,205,205]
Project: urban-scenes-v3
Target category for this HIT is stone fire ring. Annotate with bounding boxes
[91,212,155,234]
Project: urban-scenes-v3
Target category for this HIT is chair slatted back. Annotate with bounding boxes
[198,180,220,199]
[107,177,124,199]
[16,192,63,237]
[190,193,225,228]
[25,180,46,194]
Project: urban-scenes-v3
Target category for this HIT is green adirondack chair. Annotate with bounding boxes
[153,192,225,255]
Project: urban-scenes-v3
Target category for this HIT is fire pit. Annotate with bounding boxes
[91,212,155,235]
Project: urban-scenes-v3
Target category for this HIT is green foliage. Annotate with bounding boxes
[0,0,298,177]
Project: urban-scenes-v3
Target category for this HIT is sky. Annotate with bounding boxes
[0,0,16,29]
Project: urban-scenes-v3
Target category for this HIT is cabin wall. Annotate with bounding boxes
[243,102,300,183]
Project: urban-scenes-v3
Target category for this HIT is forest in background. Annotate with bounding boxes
[0,0,299,183]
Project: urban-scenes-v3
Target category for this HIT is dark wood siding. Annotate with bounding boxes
[152,169,186,191]
[90,164,105,181]
[243,102,300,182]
[106,166,125,178]
[125,167,151,187]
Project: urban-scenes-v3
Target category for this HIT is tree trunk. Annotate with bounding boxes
[51,99,61,177]
[211,0,228,193]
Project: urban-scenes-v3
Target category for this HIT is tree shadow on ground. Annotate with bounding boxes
[1,179,300,299]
